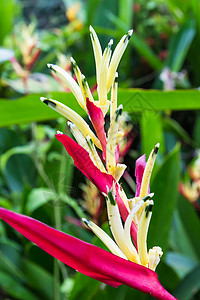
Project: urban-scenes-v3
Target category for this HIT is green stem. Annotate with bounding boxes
[31,123,54,190]
[54,258,60,300]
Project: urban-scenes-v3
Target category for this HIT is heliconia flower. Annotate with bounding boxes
[16,23,41,70]
[0,207,176,300]
[179,151,200,212]
[10,57,29,79]
[80,180,103,224]
[179,181,200,203]
[0,27,176,299]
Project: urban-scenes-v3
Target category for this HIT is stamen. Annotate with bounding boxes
[148,246,163,271]
[107,29,133,92]
[86,136,106,172]
[41,97,102,150]
[81,74,94,103]
[70,57,87,102]
[89,26,102,87]
[116,131,124,144]
[98,39,113,105]
[139,143,160,198]
[105,186,140,263]
[124,199,144,245]
[56,130,64,135]
[137,200,154,266]
[117,186,130,209]
[47,63,86,110]
[82,218,128,260]
[106,105,123,175]
[68,122,91,156]
[128,197,136,210]
[115,163,127,182]
[110,72,118,120]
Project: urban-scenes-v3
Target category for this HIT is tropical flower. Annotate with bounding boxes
[0,27,177,300]
[179,151,200,216]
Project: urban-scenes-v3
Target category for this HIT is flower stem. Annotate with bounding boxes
[54,259,60,300]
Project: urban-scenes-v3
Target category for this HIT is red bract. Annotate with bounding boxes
[86,98,107,156]
[0,207,177,300]
[135,154,147,197]
[55,133,138,245]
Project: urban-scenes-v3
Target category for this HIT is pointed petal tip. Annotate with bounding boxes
[154,143,160,154]
[70,57,76,67]
[47,63,59,73]
[89,25,94,32]
[82,218,90,226]
[128,29,133,36]
[155,142,160,148]
[56,130,64,135]
[47,63,53,69]
[40,97,56,108]
[67,121,75,128]
[40,97,46,102]
[108,39,113,46]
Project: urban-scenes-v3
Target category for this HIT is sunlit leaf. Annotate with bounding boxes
[148,143,180,253]
[1,90,200,128]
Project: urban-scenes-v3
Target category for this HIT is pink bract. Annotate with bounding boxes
[55,133,138,246]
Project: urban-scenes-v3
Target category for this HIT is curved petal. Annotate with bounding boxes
[0,207,177,300]
[115,186,138,248]
[0,207,120,287]
[55,134,113,193]
[86,98,107,157]
[135,154,146,197]
[115,144,120,164]
[56,133,138,245]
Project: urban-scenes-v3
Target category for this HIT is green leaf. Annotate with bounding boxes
[163,117,194,146]
[87,0,117,29]
[193,112,200,146]
[166,19,196,72]
[2,153,37,192]
[0,144,35,171]
[106,12,162,70]
[0,128,23,154]
[1,89,200,128]
[0,239,24,281]
[86,0,101,25]
[169,210,199,260]
[69,273,101,300]
[0,0,15,43]
[141,111,164,156]
[132,35,163,70]
[26,188,57,214]
[165,251,198,279]
[0,271,38,300]
[174,264,200,300]
[191,0,200,34]
[148,143,180,253]
[156,261,179,291]
[0,197,12,209]
[23,260,54,300]
[178,195,200,259]
[118,0,134,30]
